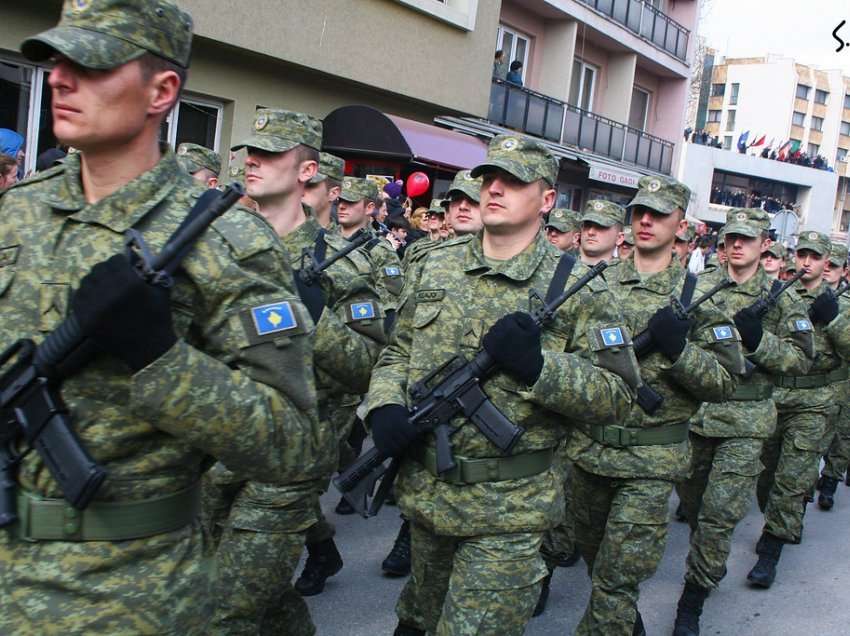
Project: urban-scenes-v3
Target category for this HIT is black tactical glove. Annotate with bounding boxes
[482,312,544,385]
[647,305,692,361]
[71,254,176,372]
[734,306,764,352]
[293,273,326,324]
[368,404,417,457]
[810,291,839,325]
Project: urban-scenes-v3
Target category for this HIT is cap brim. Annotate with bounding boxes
[338,192,365,203]
[445,187,481,204]
[795,242,828,255]
[176,156,204,174]
[471,159,538,184]
[581,213,618,227]
[22,26,146,70]
[308,172,328,185]
[721,223,760,239]
[627,192,676,215]
[231,135,299,153]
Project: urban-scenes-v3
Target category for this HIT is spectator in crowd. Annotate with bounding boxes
[0,153,18,190]
[386,215,412,257]
[0,128,25,179]
[410,206,428,231]
[424,200,446,241]
[35,147,66,172]
[493,49,507,80]
[506,60,523,86]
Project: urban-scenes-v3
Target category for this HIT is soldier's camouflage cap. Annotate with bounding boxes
[545,208,580,232]
[339,177,378,203]
[232,108,322,153]
[21,0,193,70]
[622,226,635,245]
[428,198,446,214]
[471,134,559,186]
[762,243,786,259]
[176,143,220,176]
[720,208,770,239]
[223,164,244,186]
[442,170,482,205]
[309,152,345,185]
[628,175,691,215]
[795,230,832,256]
[675,225,695,242]
[581,199,626,228]
[829,241,848,267]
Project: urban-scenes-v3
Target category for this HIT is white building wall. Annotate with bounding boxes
[820,70,844,163]
[677,142,838,233]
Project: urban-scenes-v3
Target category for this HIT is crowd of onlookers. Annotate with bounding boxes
[710,188,797,214]
[0,127,68,191]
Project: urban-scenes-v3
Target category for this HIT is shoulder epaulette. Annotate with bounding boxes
[2,163,65,196]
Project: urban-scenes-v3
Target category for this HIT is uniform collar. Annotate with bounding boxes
[279,203,321,262]
[616,253,685,295]
[794,279,826,299]
[729,266,767,297]
[463,229,551,282]
[39,148,181,233]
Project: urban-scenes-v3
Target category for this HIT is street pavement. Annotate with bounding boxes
[304,467,850,635]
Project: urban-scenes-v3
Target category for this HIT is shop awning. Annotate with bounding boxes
[583,160,643,190]
[322,105,487,170]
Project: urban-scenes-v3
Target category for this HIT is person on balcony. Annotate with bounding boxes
[493,49,507,80]
[506,60,524,86]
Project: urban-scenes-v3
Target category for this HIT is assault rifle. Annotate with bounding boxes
[0,184,245,528]
[298,228,377,286]
[631,278,736,360]
[334,261,610,518]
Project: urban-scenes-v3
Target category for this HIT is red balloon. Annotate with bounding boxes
[406,171,430,198]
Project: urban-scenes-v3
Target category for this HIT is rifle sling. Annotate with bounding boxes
[162,188,224,276]
[545,253,577,304]
[681,271,698,307]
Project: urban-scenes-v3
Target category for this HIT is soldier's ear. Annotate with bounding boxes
[540,185,556,215]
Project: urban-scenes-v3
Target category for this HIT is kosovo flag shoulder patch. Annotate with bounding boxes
[600,327,625,347]
[350,301,376,320]
[251,301,297,335]
[713,325,734,340]
[384,266,401,277]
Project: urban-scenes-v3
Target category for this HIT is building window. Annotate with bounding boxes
[808,143,820,156]
[710,83,725,97]
[845,94,850,109]
[569,59,598,112]
[842,121,850,136]
[796,84,811,100]
[815,89,829,104]
[708,110,721,123]
[811,116,824,132]
[496,25,530,85]
[628,87,651,131]
[725,109,736,132]
[837,148,848,163]
[160,96,224,152]
[792,111,806,126]
[723,136,732,150]
[729,83,740,105]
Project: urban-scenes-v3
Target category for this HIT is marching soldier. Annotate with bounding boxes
[176,142,221,189]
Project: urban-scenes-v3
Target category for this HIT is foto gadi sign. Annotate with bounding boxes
[588,164,640,189]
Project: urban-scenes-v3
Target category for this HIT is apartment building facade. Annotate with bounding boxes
[2,0,698,209]
[701,55,850,236]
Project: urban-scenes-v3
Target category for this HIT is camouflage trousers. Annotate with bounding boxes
[540,447,576,570]
[395,522,547,635]
[679,433,764,589]
[822,380,850,481]
[572,465,672,636]
[0,522,211,635]
[208,526,314,636]
[757,400,827,543]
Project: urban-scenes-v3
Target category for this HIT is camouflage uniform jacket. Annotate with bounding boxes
[792,282,850,375]
[0,150,321,500]
[364,230,404,311]
[822,284,850,361]
[368,231,634,536]
[692,267,814,439]
[567,257,742,482]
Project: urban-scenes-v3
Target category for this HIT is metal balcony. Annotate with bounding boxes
[488,79,674,175]
[576,0,690,62]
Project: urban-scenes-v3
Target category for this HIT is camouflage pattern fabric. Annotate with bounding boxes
[470,134,559,185]
[209,525,315,636]
[338,176,378,203]
[365,231,405,311]
[395,523,547,636]
[368,229,634,633]
[680,434,765,589]
[540,443,577,569]
[823,386,850,480]
[209,205,385,630]
[581,199,625,227]
[176,142,221,176]
[571,465,671,636]
[442,169,482,204]
[232,109,322,153]
[628,175,691,215]
[309,152,345,185]
[0,150,320,633]
[22,0,193,70]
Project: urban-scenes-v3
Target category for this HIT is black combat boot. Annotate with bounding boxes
[393,624,425,636]
[818,476,838,510]
[632,610,646,636]
[673,581,710,636]
[747,533,784,588]
[382,519,411,576]
[334,496,355,515]
[675,500,687,522]
[294,538,343,596]
[533,569,554,617]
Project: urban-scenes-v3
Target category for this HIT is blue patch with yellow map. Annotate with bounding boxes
[351,302,376,320]
[251,302,297,335]
[600,327,625,347]
[713,325,734,340]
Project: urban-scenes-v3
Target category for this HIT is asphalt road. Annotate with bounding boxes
[304,471,850,635]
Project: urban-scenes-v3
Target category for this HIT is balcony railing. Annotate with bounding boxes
[488,79,674,175]
[576,0,690,62]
